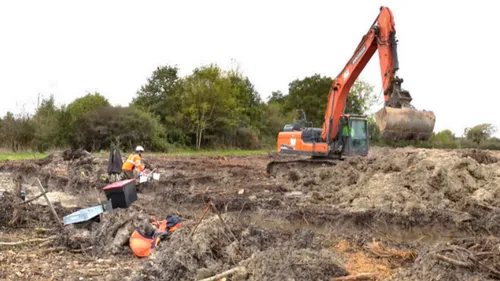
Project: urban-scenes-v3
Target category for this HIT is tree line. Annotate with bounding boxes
[0,63,498,153]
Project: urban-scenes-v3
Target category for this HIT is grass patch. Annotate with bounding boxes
[96,149,274,157]
[164,149,273,156]
[0,149,274,161]
[0,152,47,161]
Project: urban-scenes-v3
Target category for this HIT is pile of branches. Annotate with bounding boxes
[432,237,500,279]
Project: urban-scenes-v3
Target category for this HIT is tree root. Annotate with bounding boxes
[197,266,247,281]
[331,273,377,281]
[0,235,57,247]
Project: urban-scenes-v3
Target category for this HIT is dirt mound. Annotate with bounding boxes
[56,207,149,256]
[62,149,92,161]
[270,148,500,231]
[241,247,347,281]
[130,215,348,281]
[0,191,77,228]
[462,149,499,164]
[0,150,108,196]
[394,236,500,280]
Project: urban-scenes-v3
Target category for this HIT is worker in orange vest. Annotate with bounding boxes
[129,215,182,258]
[121,146,145,179]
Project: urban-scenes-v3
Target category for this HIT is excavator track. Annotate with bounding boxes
[266,157,342,176]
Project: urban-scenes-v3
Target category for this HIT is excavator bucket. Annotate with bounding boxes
[374,107,436,141]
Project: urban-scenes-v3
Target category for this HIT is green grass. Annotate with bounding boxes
[0,149,275,161]
[97,149,274,157]
[0,152,47,161]
[165,149,274,156]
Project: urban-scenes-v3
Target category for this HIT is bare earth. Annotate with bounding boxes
[1,147,500,281]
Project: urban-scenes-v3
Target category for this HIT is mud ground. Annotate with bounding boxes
[1,147,500,280]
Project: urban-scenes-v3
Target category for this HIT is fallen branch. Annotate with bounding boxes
[16,190,48,205]
[36,178,62,225]
[198,266,246,281]
[365,240,417,261]
[38,246,93,255]
[189,201,212,238]
[0,235,57,247]
[434,253,472,268]
[331,273,377,281]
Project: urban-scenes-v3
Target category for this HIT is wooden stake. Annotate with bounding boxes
[210,202,237,242]
[198,266,246,281]
[189,201,212,238]
[36,178,62,225]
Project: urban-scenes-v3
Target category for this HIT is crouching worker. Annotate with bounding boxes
[129,215,182,258]
[121,146,145,179]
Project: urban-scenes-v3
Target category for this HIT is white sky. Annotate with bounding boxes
[1,0,499,137]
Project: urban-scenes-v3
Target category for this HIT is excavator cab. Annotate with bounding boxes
[337,115,369,157]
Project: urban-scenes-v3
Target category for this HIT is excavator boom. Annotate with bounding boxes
[320,6,435,143]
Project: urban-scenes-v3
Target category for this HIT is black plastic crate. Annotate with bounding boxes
[103,179,137,209]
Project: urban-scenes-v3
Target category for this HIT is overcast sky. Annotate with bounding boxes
[0,0,498,137]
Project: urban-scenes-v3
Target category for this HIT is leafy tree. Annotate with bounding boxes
[181,64,236,150]
[70,106,168,152]
[132,65,187,145]
[1,112,34,152]
[67,92,110,122]
[464,124,497,145]
[282,74,376,127]
[220,67,265,147]
[267,90,286,105]
[345,79,377,114]
[367,116,382,142]
[432,129,455,143]
[32,95,61,152]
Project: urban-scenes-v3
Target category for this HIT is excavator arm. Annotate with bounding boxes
[320,6,435,143]
[272,6,435,167]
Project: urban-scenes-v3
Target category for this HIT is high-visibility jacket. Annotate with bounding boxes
[122,153,145,172]
[343,125,355,137]
[129,216,182,258]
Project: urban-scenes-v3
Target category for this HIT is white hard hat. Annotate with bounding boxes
[135,146,145,152]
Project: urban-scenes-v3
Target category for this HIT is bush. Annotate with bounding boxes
[70,106,169,152]
[235,127,261,149]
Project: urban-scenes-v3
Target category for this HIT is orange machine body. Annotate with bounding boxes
[277,131,329,155]
[276,6,433,157]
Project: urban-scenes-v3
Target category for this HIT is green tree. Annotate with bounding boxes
[464,124,497,145]
[32,95,61,152]
[67,92,110,122]
[70,106,168,152]
[432,129,455,143]
[222,67,265,147]
[1,112,34,152]
[132,65,182,133]
[131,65,186,143]
[267,90,286,105]
[181,64,236,150]
[346,79,377,114]
[367,116,382,143]
[282,74,376,127]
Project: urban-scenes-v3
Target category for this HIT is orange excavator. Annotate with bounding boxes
[268,6,435,171]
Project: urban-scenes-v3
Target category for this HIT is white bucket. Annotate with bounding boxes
[153,173,160,180]
[139,175,148,183]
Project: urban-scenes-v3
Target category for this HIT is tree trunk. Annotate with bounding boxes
[196,124,203,150]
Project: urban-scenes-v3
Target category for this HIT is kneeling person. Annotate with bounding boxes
[121,146,145,179]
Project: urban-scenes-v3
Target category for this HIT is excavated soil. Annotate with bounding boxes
[1,147,500,280]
